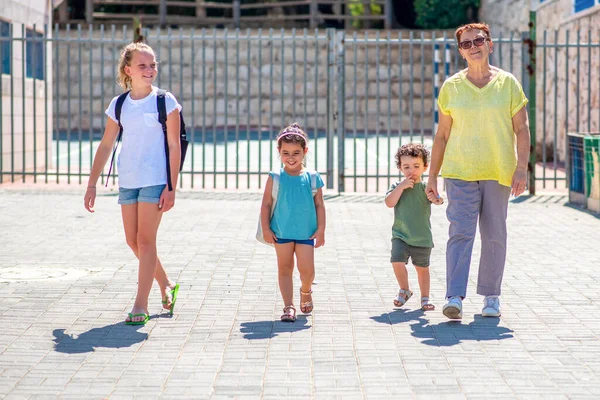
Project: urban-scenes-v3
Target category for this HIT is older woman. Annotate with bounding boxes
[426,23,530,319]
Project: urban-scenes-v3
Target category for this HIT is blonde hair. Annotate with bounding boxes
[116,42,156,91]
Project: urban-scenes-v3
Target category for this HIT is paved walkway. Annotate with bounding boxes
[0,187,599,399]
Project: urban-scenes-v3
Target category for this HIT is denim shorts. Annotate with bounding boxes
[390,238,431,267]
[275,238,315,247]
[118,184,166,205]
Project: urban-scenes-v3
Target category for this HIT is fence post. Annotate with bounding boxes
[195,0,206,20]
[363,0,371,30]
[384,0,393,30]
[233,0,241,29]
[309,0,317,29]
[526,10,537,195]
[159,0,167,27]
[326,28,335,189]
[85,0,93,24]
[336,31,346,193]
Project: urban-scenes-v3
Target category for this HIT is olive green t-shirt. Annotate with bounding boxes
[386,181,433,248]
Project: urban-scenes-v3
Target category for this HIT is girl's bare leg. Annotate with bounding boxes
[274,242,296,308]
[121,205,175,311]
[295,244,315,313]
[120,203,161,322]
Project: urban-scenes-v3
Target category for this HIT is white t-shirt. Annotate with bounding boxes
[105,86,182,189]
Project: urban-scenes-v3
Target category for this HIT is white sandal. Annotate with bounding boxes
[421,296,435,311]
[393,289,413,307]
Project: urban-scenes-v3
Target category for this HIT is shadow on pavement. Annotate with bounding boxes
[371,310,514,347]
[240,316,311,340]
[370,308,427,325]
[52,319,152,353]
[410,314,514,346]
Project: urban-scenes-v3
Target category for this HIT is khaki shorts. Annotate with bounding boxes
[390,238,431,267]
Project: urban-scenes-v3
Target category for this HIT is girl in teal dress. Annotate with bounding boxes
[259,123,326,322]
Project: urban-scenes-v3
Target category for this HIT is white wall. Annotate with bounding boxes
[1,0,54,178]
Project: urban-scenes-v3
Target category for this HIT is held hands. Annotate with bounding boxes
[425,176,442,205]
[263,228,278,245]
[84,187,97,213]
[511,167,527,197]
[159,187,176,212]
[427,192,444,205]
[310,228,325,248]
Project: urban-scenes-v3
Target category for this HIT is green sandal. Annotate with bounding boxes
[162,284,180,316]
[125,313,149,325]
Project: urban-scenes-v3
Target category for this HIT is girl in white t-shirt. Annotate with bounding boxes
[84,42,182,325]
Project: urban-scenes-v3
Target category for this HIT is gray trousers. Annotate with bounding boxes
[445,179,511,299]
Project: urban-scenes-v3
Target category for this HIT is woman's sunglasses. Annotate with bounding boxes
[458,37,489,50]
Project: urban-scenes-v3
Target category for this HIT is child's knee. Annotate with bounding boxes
[298,266,315,280]
[126,237,138,251]
[278,263,294,276]
[414,265,430,275]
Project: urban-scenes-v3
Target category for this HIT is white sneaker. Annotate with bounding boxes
[482,295,501,317]
[442,296,463,320]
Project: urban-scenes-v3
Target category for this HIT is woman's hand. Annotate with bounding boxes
[84,187,97,213]
[159,187,176,212]
[426,176,439,199]
[511,167,527,197]
[263,228,278,245]
[311,228,325,248]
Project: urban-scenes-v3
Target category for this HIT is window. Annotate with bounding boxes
[26,29,44,80]
[0,20,10,75]
[574,0,599,13]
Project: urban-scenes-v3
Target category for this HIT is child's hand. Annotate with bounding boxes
[84,187,96,213]
[310,228,325,248]
[263,228,278,245]
[426,191,444,205]
[399,177,415,190]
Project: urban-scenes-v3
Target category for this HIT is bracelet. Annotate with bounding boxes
[87,186,96,189]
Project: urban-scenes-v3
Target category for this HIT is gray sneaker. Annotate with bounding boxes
[442,296,463,320]
[482,295,501,317]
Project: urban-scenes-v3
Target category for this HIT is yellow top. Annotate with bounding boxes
[437,68,528,187]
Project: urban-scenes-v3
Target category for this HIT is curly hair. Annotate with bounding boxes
[116,42,156,91]
[395,143,429,169]
[455,22,492,43]
[277,122,308,150]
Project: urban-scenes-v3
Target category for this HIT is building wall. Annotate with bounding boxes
[1,0,54,179]
[480,0,600,162]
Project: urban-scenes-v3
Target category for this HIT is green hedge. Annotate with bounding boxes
[414,0,480,30]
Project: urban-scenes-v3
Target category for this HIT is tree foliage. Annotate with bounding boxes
[414,0,480,30]
[348,0,382,29]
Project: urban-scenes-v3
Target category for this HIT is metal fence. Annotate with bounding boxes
[1,23,598,192]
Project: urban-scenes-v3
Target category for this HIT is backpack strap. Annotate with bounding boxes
[309,171,317,195]
[156,89,174,192]
[105,91,130,186]
[271,170,281,206]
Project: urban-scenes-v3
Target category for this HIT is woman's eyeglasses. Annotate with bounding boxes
[458,37,489,50]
